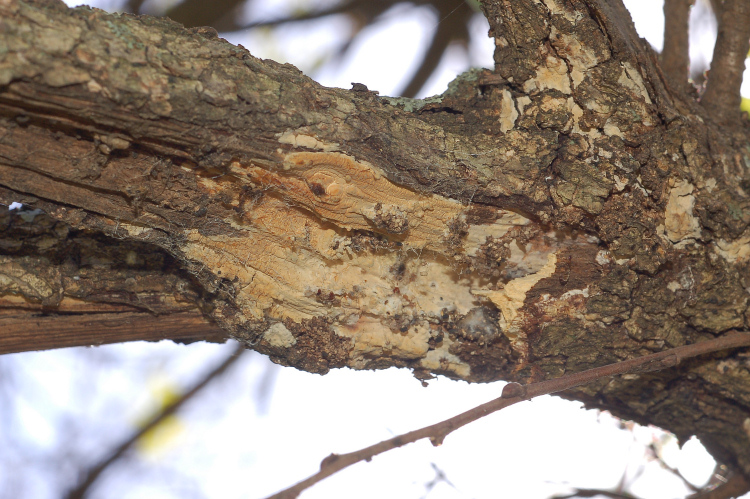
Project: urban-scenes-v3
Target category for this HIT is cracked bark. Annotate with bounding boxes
[3,0,750,482]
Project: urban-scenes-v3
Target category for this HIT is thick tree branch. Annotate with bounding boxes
[0,305,226,354]
[266,332,750,499]
[662,0,693,88]
[0,208,226,352]
[4,0,750,484]
[700,0,750,122]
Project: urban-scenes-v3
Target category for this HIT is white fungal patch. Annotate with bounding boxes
[618,62,653,104]
[603,121,624,138]
[541,0,584,22]
[334,316,431,361]
[277,131,340,152]
[667,281,682,292]
[567,98,601,139]
[464,212,530,256]
[523,55,571,95]
[559,287,589,300]
[499,89,519,133]
[118,222,151,237]
[663,179,701,245]
[613,175,627,192]
[595,250,613,265]
[473,252,558,350]
[549,26,609,87]
[419,336,471,378]
[506,238,557,276]
[516,95,532,115]
[714,235,750,263]
[263,322,296,348]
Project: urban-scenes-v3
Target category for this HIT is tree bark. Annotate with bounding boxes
[3,0,750,480]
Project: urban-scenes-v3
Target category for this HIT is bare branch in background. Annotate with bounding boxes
[400,0,472,98]
[134,0,478,97]
[65,343,247,499]
[236,0,367,30]
[700,0,750,122]
[662,0,694,89]
[266,332,750,499]
[164,0,246,32]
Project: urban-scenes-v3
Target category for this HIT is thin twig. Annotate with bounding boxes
[65,342,247,499]
[551,487,637,499]
[700,0,750,122]
[662,0,693,88]
[266,331,750,499]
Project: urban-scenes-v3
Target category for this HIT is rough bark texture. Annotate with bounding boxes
[3,0,750,479]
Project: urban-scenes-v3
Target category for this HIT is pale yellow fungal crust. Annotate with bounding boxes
[263,323,296,348]
[715,235,750,263]
[619,62,653,105]
[662,179,701,246]
[499,89,519,133]
[464,213,530,256]
[473,252,558,349]
[229,151,465,250]
[181,148,595,378]
[419,338,472,378]
[522,55,571,95]
[277,131,340,152]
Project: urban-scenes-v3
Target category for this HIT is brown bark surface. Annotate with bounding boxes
[2,0,750,480]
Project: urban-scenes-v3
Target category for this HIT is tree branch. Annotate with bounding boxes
[0,305,226,354]
[266,332,750,499]
[662,0,693,88]
[708,0,724,19]
[551,488,636,499]
[0,208,226,353]
[700,0,750,122]
[65,342,247,499]
[688,472,750,499]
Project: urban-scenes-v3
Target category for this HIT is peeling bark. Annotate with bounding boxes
[3,0,750,480]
